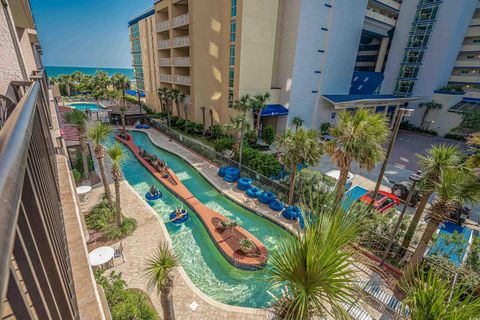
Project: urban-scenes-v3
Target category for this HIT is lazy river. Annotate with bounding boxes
[104,131,291,307]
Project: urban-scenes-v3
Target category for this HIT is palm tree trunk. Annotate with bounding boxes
[160,286,175,320]
[255,110,262,137]
[288,163,298,205]
[114,177,122,227]
[239,121,246,166]
[97,153,112,203]
[402,191,432,249]
[79,135,89,178]
[122,89,126,106]
[334,165,350,206]
[404,217,441,279]
[66,83,71,97]
[159,98,164,113]
[183,104,188,120]
[420,109,429,129]
[121,113,126,135]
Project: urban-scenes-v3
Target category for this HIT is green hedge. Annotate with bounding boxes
[400,121,438,136]
[242,147,281,177]
[444,133,465,141]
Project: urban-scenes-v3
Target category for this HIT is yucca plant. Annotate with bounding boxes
[88,123,112,203]
[65,110,89,178]
[107,143,125,227]
[400,270,480,320]
[144,242,179,320]
[291,117,304,132]
[266,189,368,319]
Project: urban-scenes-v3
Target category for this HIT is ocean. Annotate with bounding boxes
[45,66,134,80]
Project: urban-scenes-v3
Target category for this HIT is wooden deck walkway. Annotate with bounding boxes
[116,134,268,270]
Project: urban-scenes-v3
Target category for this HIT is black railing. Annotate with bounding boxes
[0,70,79,319]
[150,119,301,203]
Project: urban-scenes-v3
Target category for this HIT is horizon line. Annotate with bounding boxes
[45,64,133,70]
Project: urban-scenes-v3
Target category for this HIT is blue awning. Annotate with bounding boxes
[261,104,288,117]
[125,89,145,97]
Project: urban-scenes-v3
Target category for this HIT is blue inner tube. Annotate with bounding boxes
[135,124,143,129]
[143,124,151,129]
[218,166,229,177]
[246,187,262,198]
[269,200,284,212]
[145,191,162,200]
[169,210,188,224]
[237,177,252,190]
[259,191,276,204]
[282,209,299,221]
[226,167,240,177]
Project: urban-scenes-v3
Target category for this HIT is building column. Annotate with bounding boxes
[375,37,390,72]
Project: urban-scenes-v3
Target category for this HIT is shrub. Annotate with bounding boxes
[293,169,335,194]
[184,120,196,134]
[444,133,465,141]
[72,169,82,182]
[262,125,275,146]
[400,121,438,136]
[95,271,157,320]
[209,124,223,140]
[103,217,137,240]
[193,123,204,135]
[320,122,331,135]
[213,136,235,153]
[242,146,281,177]
[244,130,258,146]
[437,84,465,93]
[169,116,180,127]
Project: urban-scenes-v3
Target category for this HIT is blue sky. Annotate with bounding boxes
[30,0,152,68]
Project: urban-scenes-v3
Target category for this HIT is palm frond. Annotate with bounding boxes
[88,123,111,146]
[144,242,179,295]
[64,109,87,128]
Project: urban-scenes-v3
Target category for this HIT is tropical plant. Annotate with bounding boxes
[266,189,368,319]
[437,84,465,93]
[88,123,113,203]
[57,74,73,96]
[65,110,89,178]
[405,168,480,277]
[213,136,235,153]
[453,109,480,136]
[95,270,158,320]
[326,109,389,204]
[400,270,480,320]
[169,88,181,117]
[94,70,111,94]
[466,132,480,177]
[419,101,442,129]
[225,114,251,165]
[262,125,275,146]
[291,117,304,132]
[232,94,254,166]
[107,143,125,227]
[277,128,323,204]
[240,238,254,253]
[157,87,168,113]
[402,145,463,249]
[320,122,331,135]
[251,92,271,137]
[144,242,179,320]
[111,73,131,106]
[120,106,128,137]
[244,130,258,146]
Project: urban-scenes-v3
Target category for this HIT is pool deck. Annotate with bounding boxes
[116,134,269,270]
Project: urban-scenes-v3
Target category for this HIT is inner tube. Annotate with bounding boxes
[169,210,188,225]
[143,124,151,129]
[218,166,229,177]
[237,177,253,190]
[145,191,162,200]
[246,187,262,198]
[269,200,284,212]
[259,191,276,204]
[135,124,143,129]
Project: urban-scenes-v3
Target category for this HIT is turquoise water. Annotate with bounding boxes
[104,131,291,307]
[46,66,134,79]
[428,221,473,266]
[342,185,369,211]
[67,103,102,111]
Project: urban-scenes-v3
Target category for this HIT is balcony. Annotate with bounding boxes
[158,39,170,49]
[369,0,401,11]
[172,13,190,28]
[160,74,173,83]
[466,26,480,38]
[159,57,172,66]
[449,74,480,84]
[156,20,170,32]
[454,59,480,68]
[470,17,480,26]
[365,9,396,27]
[460,43,480,52]
[172,36,190,48]
[174,75,191,86]
[173,56,191,66]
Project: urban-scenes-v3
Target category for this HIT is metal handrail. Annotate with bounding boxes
[0,81,39,308]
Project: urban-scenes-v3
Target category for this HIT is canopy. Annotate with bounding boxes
[125,89,145,97]
[260,104,288,117]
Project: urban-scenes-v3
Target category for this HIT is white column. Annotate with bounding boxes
[375,37,390,72]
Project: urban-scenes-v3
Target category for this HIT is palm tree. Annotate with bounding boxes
[419,101,442,129]
[405,168,480,276]
[266,190,367,319]
[233,94,253,166]
[400,270,480,319]
[225,114,251,158]
[88,123,112,203]
[111,73,131,106]
[251,92,271,137]
[58,75,72,96]
[170,88,181,117]
[466,132,480,177]
[291,117,304,132]
[120,106,128,137]
[326,110,389,204]
[94,70,111,94]
[171,90,186,120]
[277,128,323,204]
[144,242,179,320]
[402,145,463,249]
[157,87,169,113]
[65,110,89,178]
[107,143,125,227]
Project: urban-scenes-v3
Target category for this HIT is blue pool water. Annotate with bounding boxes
[67,103,102,111]
[428,221,473,266]
[104,131,291,307]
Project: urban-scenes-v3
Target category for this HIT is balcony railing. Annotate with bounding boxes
[172,36,190,48]
[365,9,396,27]
[173,56,191,66]
[159,57,172,66]
[160,74,173,83]
[158,39,170,49]
[172,13,190,28]
[449,75,480,83]
[454,59,480,68]
[156,20,170,32]
[0,69,79,319]
[466,25,480,38]
[174,75,191,86]
[460,43,480,52]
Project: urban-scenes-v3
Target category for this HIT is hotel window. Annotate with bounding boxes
[414,6,439,22]
[228,88,234,108]
[398,66,419,79]
[230,21,236,42]
[418,0,441,5]
[229,67,235,88]
[407,34,430,48]
[229,45,235,65]
[395,80,415,94]
[411,22,434,34]
[231,0,237,17]
[402,50,424,63]
[330,112,336,119]
[473,39,480,43]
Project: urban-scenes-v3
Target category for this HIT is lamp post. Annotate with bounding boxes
[380,170,422,266]
[200,106,206,135]
[370,107,413,208]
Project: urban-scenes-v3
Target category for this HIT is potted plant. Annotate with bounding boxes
[240,238,254,254]
[151,155,158,166]
[218,220,237,236]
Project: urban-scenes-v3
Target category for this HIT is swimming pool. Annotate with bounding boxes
[67,102,103,111]
[103,131,291,307]
[427,221,473,266]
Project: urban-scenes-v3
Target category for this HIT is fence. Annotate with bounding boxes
[150,119,301,203]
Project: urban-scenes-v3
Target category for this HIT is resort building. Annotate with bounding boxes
[0,0,107,318]
[129,0,480,135]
